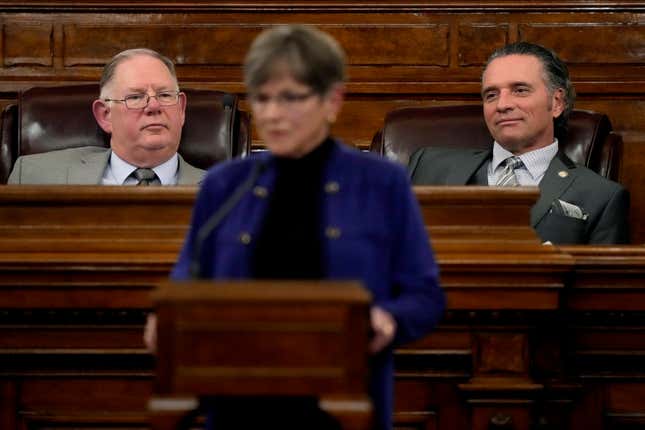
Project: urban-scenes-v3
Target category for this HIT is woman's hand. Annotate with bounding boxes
[143,313,157,354]
[369,306,397,354]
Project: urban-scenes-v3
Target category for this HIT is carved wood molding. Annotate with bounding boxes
[1,1,645,12]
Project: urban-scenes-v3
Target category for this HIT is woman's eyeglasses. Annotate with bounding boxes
[249,91,317,109]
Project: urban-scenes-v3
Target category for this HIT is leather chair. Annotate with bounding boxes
[370,104,623,182]
[0,84,251,183]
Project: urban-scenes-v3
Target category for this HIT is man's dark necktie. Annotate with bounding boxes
[495,156,523,187]
[133,168,161,186]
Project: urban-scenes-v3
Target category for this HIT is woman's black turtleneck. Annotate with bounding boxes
[251,137,334,279]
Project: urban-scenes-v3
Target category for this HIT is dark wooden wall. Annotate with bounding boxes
[0,1,643,242]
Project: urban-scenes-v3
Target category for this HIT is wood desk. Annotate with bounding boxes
[0,186,643,430]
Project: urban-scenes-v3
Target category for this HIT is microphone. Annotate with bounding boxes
[189,160,267,279]
[221,93,236,110]
[221,93,236,159]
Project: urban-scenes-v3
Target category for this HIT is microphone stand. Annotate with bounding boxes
[189,160,266,279]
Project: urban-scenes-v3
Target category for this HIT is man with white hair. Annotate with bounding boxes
[9,48,203,185]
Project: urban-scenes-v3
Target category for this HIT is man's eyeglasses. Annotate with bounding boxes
[104,91,181,110]
[249,91,317,109]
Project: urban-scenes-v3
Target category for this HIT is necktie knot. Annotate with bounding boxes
[132,168,160,186]
[505,156,523,170]
[496,156,523,187]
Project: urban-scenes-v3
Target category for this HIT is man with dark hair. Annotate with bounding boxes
[409,42,629,244]
[8,48,204,185]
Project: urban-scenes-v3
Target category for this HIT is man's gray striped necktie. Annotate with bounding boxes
[133,168,161,186]
[495,156,523,187]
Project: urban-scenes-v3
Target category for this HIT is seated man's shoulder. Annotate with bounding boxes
[408,146,481,185]
[412,145,479,162]
[177,155,206,183]
[16,146,108,163]
[8,146,109,184]
[569,163,627,194]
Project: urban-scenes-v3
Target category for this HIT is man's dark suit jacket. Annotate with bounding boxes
[408,146,630,245]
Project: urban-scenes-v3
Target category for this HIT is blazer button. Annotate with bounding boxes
[239,232,252,245]
[324,181,340,194]
[325,226,341,239]
[253,186,268,198]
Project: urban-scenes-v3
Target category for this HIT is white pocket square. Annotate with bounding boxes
[552,199,588,220]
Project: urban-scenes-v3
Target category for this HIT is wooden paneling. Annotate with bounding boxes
[0,8,642,89]
[0,187,643,429]
[331,25,450,66]
[17,376,151,429]
[607,383,645,413]
[458,24,510,66]
[520,24,645,64]
[20,377,151,410]
[1,0,645,10]
[63,24,261,67]
[3,24,53,67]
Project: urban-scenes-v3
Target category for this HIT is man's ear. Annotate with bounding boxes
[178,92,187,127]
[92,99,113,134]
[551,88,566,119]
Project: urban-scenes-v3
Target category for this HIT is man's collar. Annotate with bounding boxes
[492,139,559,178]
[109,151,179,185]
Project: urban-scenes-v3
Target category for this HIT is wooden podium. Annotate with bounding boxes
[148,280,373,430]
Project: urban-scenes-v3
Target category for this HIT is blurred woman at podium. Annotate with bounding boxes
[149,24,445,430]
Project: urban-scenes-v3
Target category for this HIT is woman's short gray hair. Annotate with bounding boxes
[244,24,346,95]
[99,48,178,98]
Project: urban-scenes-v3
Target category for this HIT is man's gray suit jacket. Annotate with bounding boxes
[8,146,205,185]
[408,146,630,245]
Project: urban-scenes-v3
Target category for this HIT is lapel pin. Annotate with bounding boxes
[558,170,568,178]
[324,181,340,194]
[253,186,268,198]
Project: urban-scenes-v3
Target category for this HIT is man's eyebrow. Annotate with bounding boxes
[124,86,174,92]
[510,81,532,87]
